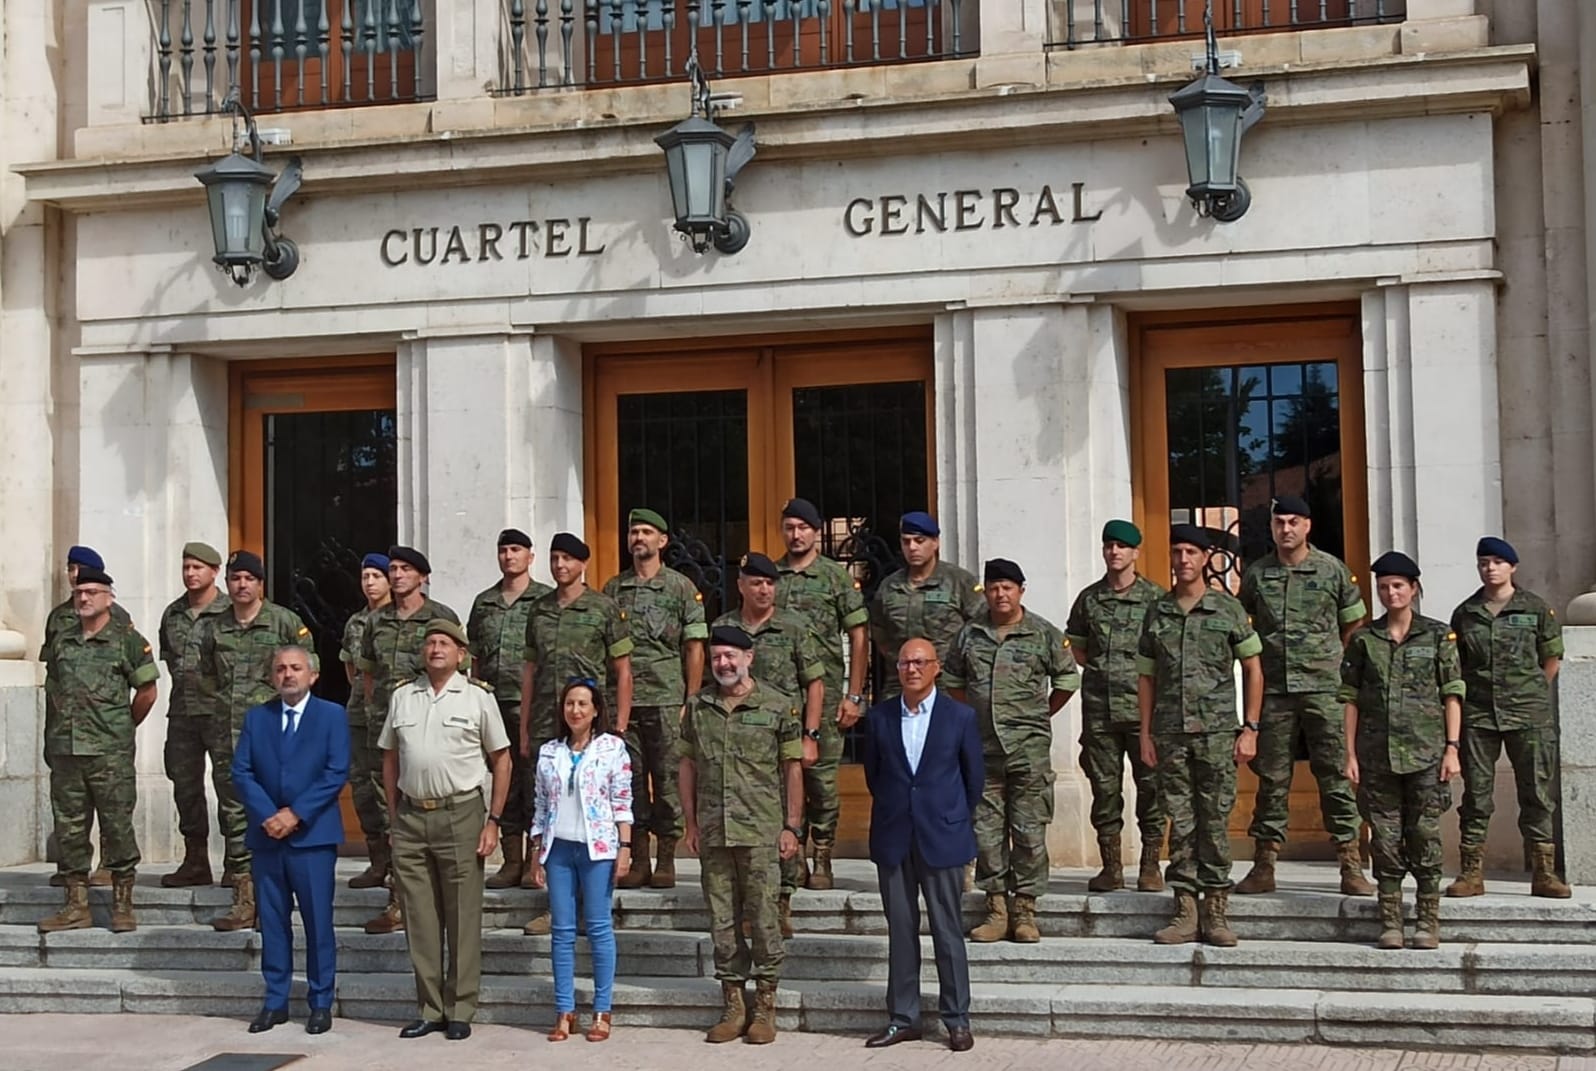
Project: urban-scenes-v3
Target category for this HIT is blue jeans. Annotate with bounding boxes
[546,837,617,1013]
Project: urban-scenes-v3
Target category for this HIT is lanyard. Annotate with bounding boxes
[567,746,587,793]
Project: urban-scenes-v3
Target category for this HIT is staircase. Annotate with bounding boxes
[0,860,1591,1051]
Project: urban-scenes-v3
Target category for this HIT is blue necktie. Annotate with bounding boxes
[283,710,298,739]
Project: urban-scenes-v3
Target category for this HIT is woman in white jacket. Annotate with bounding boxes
[530,678,633,1042]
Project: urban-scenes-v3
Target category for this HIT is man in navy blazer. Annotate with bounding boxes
[861,637,983,1052]
[232,643,350,1034]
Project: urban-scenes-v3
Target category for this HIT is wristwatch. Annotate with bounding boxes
[803,728,822,741]
[783,825,803,840]
[1445,740,1460,749]
[845,693,865,705]
[487,813,503,825]
[1242,720,1261,732]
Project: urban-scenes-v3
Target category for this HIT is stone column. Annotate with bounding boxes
[1557,626,1596,884]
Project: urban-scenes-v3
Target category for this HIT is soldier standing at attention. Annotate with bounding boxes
[197,551,312,933]
[715,552,825,936]
[1235,495,1373,897]
[1139,525,1263,948]
[1447,536,1569,898]
[680,626,804,1045]
[358,545,462,935]
[37,567,159,934]
[158,541,230,888]
[468,529,551,890]
[774,497,869,891]
[603,508,707,891]
[1341,552,1464,950]
[342,552,393,889]
[944,558,1080,944]
[1065,520,1166,893]
[518,532,633,936]
[868,511,983,703]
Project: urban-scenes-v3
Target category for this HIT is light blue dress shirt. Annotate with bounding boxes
[900,687,937,774]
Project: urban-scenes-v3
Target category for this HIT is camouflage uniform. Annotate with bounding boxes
[339,603,389,843]
[1238,547,1367,845]
[774,555,869,848]
[868,560,984,701]
[681,682,803,985]
[467,581,551,837]
[522,588,634,748]
[604,566,708,841]
[1065,575,1166,842]
[1136,590,1262,892]
[43,619,159,877]
[358,596,462,722]
[1339,614,1465,894]
[158,591,231,843]
[1450,588,1564,847]
[196,601,312,873]
[943,608,1081,897]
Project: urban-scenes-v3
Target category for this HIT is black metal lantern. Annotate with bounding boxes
[194,91,303,286]
[655,53,755,255]
[1169,4,1266,223]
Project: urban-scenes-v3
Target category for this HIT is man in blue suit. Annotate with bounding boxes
[232,643,350,1034]
[861,637,983,1052]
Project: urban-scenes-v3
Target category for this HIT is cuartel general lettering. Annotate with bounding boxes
[379,218,607,266]
[843,183,1101,237]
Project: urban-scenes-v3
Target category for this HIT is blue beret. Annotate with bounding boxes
[899,511,940,537]
[67,545,104,570]
[1475,536,1517,565]
[361,553,391,573]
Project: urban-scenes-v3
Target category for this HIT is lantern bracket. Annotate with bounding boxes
[217,89,302,284]
[687,52,756,254]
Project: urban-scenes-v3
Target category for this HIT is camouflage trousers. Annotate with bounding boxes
[1356,764,1448,895]
[1156,731,1238,892]
[1457,722,1558,846]
[163,714,230,841]
[801,695,844,845]
[46,751,140,878]
[1079,721,1163,842]
[625,705,683,841]
[207,720,252,873]
[702,844,784,984]
[1246,692,1360,845]
[347,716,389,842]
[493,701,535,838]
[975,742,1055,897]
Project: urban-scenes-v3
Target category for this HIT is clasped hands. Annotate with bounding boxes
[262,807,301,839]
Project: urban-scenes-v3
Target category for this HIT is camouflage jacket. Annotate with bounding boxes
[358,596,460,721]
[339,603,386,725]
[713,608,824,705]
[522,587,634,722]
[1339,613,1465,775]
[157,590,230,718]
[775,553,868,695]
[467,579,551,705]
[943,607,1081,754]
[869,559,984,698]
[40,599,131,662]
[1450,587,1564,730]
[680,681,802,848]
[1239,546,1366,695]
[1136,589,1262,736]
[197,601,312,722]
[603,565,708,707]
[1065,574,1165,729]
[43,619,159,757]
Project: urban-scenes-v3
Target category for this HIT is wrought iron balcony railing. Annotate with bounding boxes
[1050,0,1405,49]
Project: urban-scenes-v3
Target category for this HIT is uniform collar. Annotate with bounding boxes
[1461,586,1531,616]
[1259,547,1321,573]
[1369,613,1440,642]
[972,607,1036,637]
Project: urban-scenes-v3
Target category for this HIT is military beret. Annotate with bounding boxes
[387,545,432,575]
[1101,519,1142,548]
[628,508,669,533]
[1371,551,1421,579]
[361,552,391,573]
[983,558,1025,585]
[1271,495,1311,519]
[497,528,533,549]
[739,552,779,580]
[550,532,591,561]
[1169,524,1210,551]
[227,550,265,579]
[899,511,940,537]
[73,566,114,588]
[781,497,823,530]
[181,541,223,567]
[1475,536,1518,565]
[423,618,470,648]
[66,545,104,570]
[709,624,754,650]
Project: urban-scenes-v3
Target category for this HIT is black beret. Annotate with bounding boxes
[226,550,266,579]
[1371,551,1421,579]
[387,545,432,575]
[1169,524,1210,550]
[1271,495,1311,519]
[550,532,591,561]
[497,528,532,549]
[709,624,754,650]
[781,497,823,530]
[73,567,114,588]
[983,558,1025,585]
[739,552,779,579]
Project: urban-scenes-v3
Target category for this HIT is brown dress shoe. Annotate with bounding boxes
[865,1025,921,1048]
[947,1026,974,1051]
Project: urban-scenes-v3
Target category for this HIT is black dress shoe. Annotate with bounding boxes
[306,1008,333,1035]
[947,1026,975,1052]
[248,1007,289,1033]
[399,1019,446,1038]
[445,1021,472,1041]
[865,1024,922,1048]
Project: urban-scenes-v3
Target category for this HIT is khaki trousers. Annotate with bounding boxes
[392,792,486,1024]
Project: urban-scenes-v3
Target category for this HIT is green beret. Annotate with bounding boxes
[1101,520,1141,548]
[182,541,223,567]
[424,619,470,649]
[628,508,669,534]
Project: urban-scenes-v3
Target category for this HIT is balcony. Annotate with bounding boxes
[1048,0,1406,49]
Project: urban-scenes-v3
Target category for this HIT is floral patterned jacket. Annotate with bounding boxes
[531,732,633,862]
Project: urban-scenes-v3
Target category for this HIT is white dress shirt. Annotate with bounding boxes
[900,687,937,774]
[281,693,310,735]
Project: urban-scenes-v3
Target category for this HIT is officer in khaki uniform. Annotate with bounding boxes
[37,567,159,935]
[868,511,984,703]
[467,529,551,889]
[341,552,393,888]
[680,625,804,1046]
[158,541,230,888]
[774,497,869,891]
[381,619,511,1042]
[944,558,1080,944]
[196,550,312,932]
[1064,520,1166,893]
[602,508,707,890]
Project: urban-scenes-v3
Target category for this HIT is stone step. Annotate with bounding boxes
[0,965,1587,1051]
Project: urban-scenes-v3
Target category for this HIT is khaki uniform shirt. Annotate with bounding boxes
[1450,587,1563,731]
[1136,589,1262,736]
[869,560,984,697]
[379,672,511,800]
[1065,574,1165,730]
[1239,546,1367,695]
[713,608,825,703]
[943,607,1081,754]
[603,565,709,707]
[197,601,312,720]
[680,681,803,848]
[1339,614,1465,775]
[43,619,159,757]
[775,554,869,697]
[158,590,230,719]
[467,580,552,704]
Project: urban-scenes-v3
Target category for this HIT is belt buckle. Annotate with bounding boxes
[416,797,441,811]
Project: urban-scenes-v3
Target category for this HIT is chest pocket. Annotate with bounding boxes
[632,593,678,645]
[1399,646,1437,690]
[67,644,128,706]
[1254,574,1287,626]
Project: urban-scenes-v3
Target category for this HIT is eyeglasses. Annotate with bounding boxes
[895,658,937,671]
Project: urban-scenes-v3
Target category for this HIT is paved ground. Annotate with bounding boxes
[0,1014,1588,1071]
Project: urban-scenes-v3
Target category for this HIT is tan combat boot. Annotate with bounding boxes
[744,982,778,1045]
[365,889,405,934]
[1199,890,1238,947]
[521,839,539,887]
[1376,890,1405,950]
[522,909,551,936]
[1531,843,1573,899]
[88,867,112,888]
[37,876,92,933]
[1233,840,1280,894]
[705,982,747,1043]
[805,840,834,891]
[161,837,214,888]
[617,831,652,889]
[1009,894,1041,942]
[651,836,677,889]
[1087,835,1123,893]
[487,834,525,890]
[109,873,138,933]
[1153,890,1199,944]
[349,837,389,889]
[1410,893,1441,949]
[1336,840,1375,897]
[212,873,256,932]
[1445,845,1485,898]
[1137,840,1165,892]
[967,893,1009,943]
